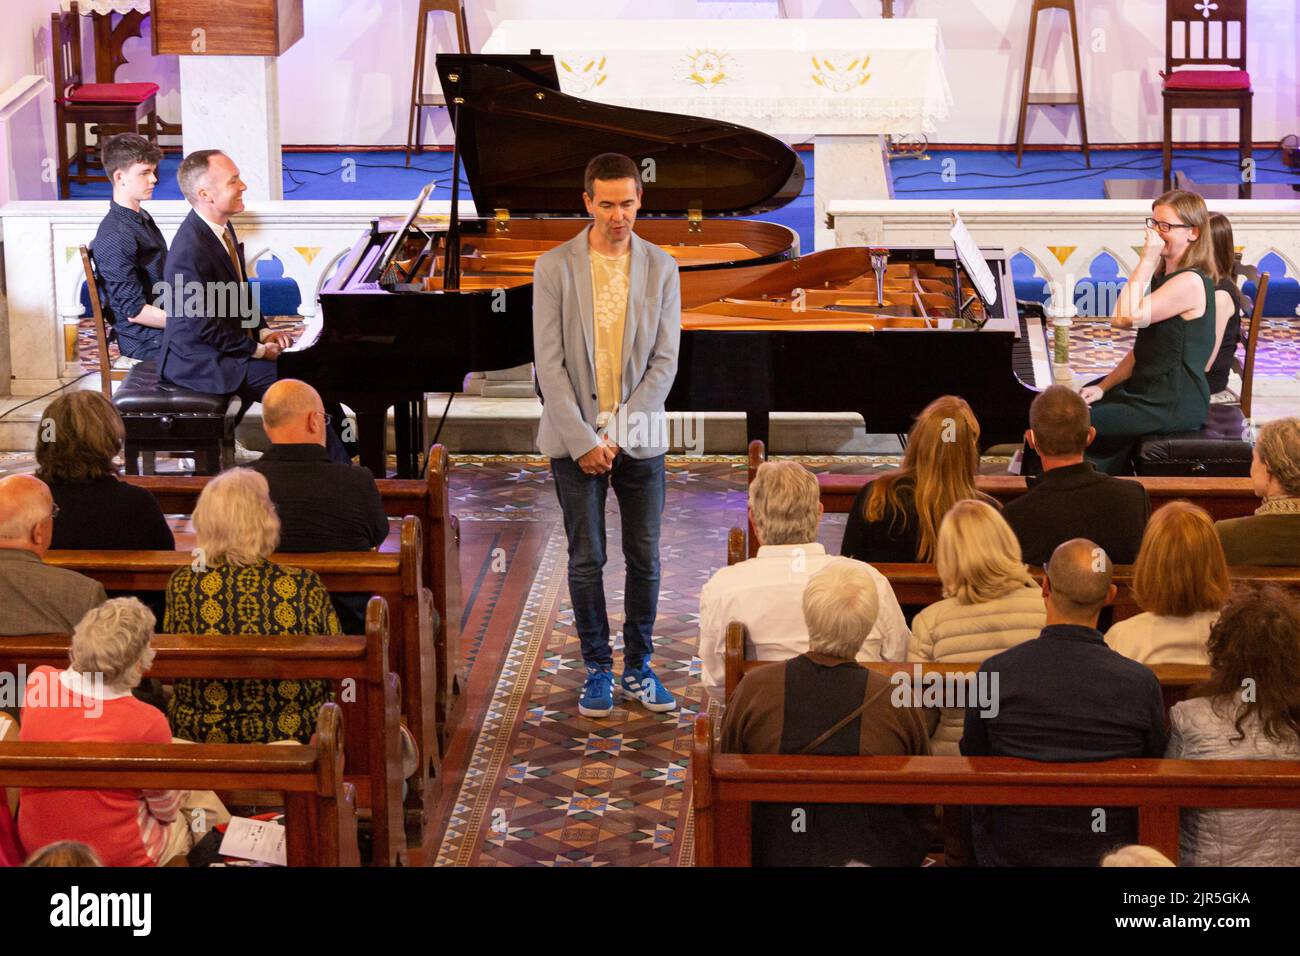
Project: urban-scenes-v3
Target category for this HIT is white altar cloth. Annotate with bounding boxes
[481,18,951,137]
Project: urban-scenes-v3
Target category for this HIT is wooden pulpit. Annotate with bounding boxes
[149,0,303,200]
[151,0,303,56]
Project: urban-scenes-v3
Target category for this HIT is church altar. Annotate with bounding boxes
[481,17,951,249]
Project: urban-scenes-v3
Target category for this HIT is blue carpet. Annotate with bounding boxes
[68,146,1298,316]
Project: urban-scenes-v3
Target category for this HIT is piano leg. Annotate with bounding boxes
[746,411,770,454]
[356,409,388,478]
[393,399,426,479]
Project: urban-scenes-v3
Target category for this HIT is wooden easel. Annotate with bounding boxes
[1014,0,1090,167]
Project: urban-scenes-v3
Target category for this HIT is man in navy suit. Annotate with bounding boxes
[158,150,349,462]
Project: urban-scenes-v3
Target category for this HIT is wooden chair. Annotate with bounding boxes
[1229,260,1269,418]
[79,245,127,400]
[1014,0,1090,168]
[1161,0,1252,192]
[404,0,469,167]
[51,2,159,199]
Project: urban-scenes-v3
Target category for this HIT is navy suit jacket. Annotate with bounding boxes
[157,209,266,393]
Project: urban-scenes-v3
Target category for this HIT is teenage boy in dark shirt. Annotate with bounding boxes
[91,133,168,361]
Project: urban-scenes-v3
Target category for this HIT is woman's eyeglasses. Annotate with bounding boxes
[1145,217,1194,234]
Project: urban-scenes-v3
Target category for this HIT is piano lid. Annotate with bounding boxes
[436,53,805,218]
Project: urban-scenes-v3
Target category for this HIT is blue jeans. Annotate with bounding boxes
[551,452,665,670]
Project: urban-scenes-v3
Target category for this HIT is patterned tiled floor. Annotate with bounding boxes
[432,455,912,867]
[1067,318,1300,379]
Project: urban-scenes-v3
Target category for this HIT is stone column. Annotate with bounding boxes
[178,56,283,201]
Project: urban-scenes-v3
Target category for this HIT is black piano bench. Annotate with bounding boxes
[111,361,235,476]
[1134,404,1253,477]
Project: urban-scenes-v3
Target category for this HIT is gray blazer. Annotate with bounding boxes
[0,548,106,636]
[532,226,681,461]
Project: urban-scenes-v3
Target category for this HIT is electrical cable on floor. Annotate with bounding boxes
[0,371,95,423]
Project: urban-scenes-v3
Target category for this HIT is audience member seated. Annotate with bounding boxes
[1105,502,1228,665]
[1216,417,1300,565]
[1003,386,1150,566]
[720,560,933,867]
[699,460,908,694]
[91,133,167,361]
[18,599,226,866]
[36,391,174,551]
[164,468,339,743]
[249,379,387,634]
[1100,845,1175,868]
[24,841,104,868]
[961,539,1167,866]
[1167,586,1300,866]
[909,500,1046,755]
[0,474,105,636]
[841,395,996,563]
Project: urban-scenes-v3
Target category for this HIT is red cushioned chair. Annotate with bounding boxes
[51,1,159,199]
[1161,0,1252,193]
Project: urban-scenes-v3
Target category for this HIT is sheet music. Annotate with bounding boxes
[949,211,997,306]
[219,816,287,866]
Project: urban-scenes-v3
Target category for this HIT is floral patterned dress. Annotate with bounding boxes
[164,558,340,743]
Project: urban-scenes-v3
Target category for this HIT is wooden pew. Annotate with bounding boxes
[725,525,1300,627]
[741,439,1259,558]
[124,442,464,748]
[1,703,361,866]
[721,621,1208,716]
[692,712,1300,866]
[0,598,404,866]
[44,516,440,850]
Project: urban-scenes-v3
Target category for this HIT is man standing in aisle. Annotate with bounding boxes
[533,152,681,718]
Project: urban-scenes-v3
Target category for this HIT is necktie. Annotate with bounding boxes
[221,227,255,340]
[222,228,243,282]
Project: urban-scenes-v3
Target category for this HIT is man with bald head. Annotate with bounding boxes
[1005,386,1150,565]
[249,380,387,632]
[0,475,106,636]
[960,538,1166,866]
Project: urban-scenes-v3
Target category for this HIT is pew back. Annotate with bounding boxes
[125,441,463,746]
[720,620,1209,714]
[2,703,360,866]
[44,520,439,852]
[692,713,1300,866]
[0,599,404,865]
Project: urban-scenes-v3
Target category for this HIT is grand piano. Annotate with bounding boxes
[283,53,1045,476]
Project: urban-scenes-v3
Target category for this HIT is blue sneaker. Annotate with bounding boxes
[620,662,677,713]
[579,666,614,718]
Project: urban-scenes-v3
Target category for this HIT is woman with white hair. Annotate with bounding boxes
[1215,417,1300,565]
[720,560,932,866]
[909,500,1046,754]
[18,598,218,866]
[164,468,339,744]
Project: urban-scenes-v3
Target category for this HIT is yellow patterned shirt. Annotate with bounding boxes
[164,558,340,744]
[590,247,630,419]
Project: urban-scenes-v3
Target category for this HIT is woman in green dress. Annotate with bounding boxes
[1080,190,1224,475]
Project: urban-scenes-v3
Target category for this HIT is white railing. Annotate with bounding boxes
[0,199,475,395]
